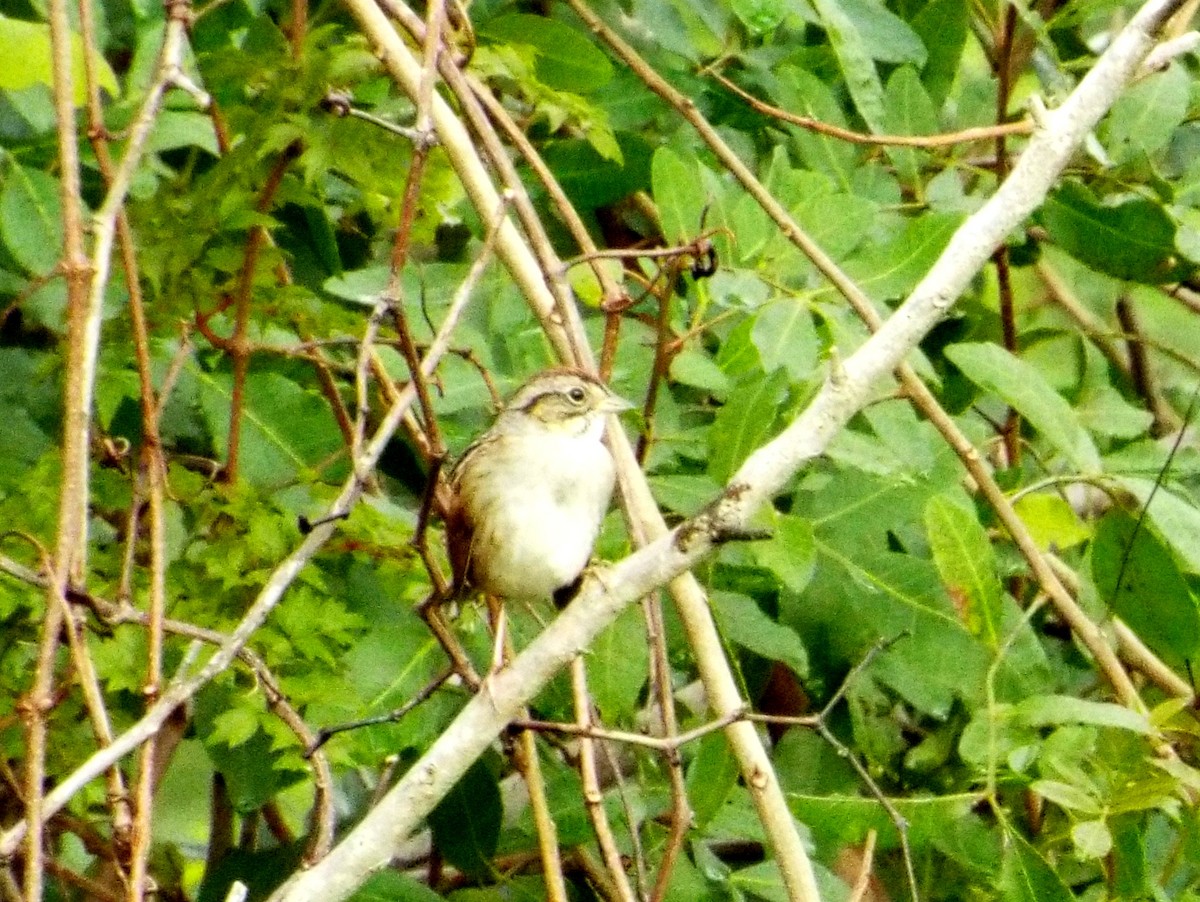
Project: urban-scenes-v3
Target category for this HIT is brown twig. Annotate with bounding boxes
[222,146,299,483]
[27,0,95,891]
[708,70,1033,148]
[846,829,878,902]
[382,0,448,468]
[205,774,235,883]
[77,0,191,892]
[569,660,637,902]
[644,592,691,902]
[380,0,592,368]
[516,708,750,750]
[636,272,679,465]
[994,5,1022,469]
[510,723,570,902]
[1116,295,1176,437]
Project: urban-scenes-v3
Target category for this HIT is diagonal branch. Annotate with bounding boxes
[268,2,1185,900]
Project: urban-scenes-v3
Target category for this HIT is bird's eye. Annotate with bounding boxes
[567,386,586,404]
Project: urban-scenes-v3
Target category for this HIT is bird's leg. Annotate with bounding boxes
[485,593,509,678]
[417,592,483,691]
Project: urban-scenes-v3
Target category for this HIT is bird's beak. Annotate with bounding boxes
[601,393,634,415]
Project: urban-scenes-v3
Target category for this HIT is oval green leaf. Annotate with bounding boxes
[945,342,1102,473]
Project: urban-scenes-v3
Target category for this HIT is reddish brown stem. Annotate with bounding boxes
[223,146,299,483]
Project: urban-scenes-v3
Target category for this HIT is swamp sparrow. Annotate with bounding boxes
[446,368,632,605]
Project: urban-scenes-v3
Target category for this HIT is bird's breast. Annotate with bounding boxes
[460,433,616,599]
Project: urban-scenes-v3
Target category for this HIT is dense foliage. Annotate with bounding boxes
[1,0,1200,900]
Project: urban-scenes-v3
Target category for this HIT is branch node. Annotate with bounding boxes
[1027,94,1050,130]
[674,483,753,552]
[827,346,846,387]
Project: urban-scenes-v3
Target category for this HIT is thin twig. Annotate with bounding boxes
[709,70,1033,148]
[847,829,878,902]
[517,709,749,750]
[1116,295,1176,436]
[222,148,298,483]
[308,668,454,754]
[27,0,95,890]
[644,592,691,902]
[569,660,637,902]
[511,727,570,902]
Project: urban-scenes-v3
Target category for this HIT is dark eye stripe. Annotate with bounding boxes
[520,391,557,412]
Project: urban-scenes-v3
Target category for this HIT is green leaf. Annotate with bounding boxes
[1001,827,1075,902]
[199,720,301,812]
[910,0,968,107]
[707,370,788,484]
[350,871,444,902]
[1091,510,1200,671]
[924,495,1003,646]
[629,0,724,61]
[753,514,816,594]
[544,133,654,209]
[0,15,118,104]
[945,342,1102,473]
[479,15,613,93]
[845,211,962,299]
[651,145,706,243]
[1014,695,1153,734]
[836,0,926,66]
[197,845,305,902]
[428,756,502,880]
[1038,181,1188,284]
[792,191,878,260]
[0,162,62,275]
[793,548,986,717]
[587,605,649,721]
[1071,819,1113,859]
[787,791,981,850]
[195,369,346,486]
[1032,779,1101,815]
[210,706,261,749]
[810,0,886,131]
[670,347,732,398]
[730,0,787,34]
[773,66,859,188]
[686,732,740,828]
[1103,63,1188,165]
[1110,814,1151,897]
[1012,494,1091,551]
[148,110,223,156]
[750,300,819,383]
[883,66,937,189]
[713,591,809,678]
[1114,478,1200,574]
[648,473,723,517]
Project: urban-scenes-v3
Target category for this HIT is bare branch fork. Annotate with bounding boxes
[264,1,1186,901]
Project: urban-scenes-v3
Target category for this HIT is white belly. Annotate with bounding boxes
[464,432,616,599]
